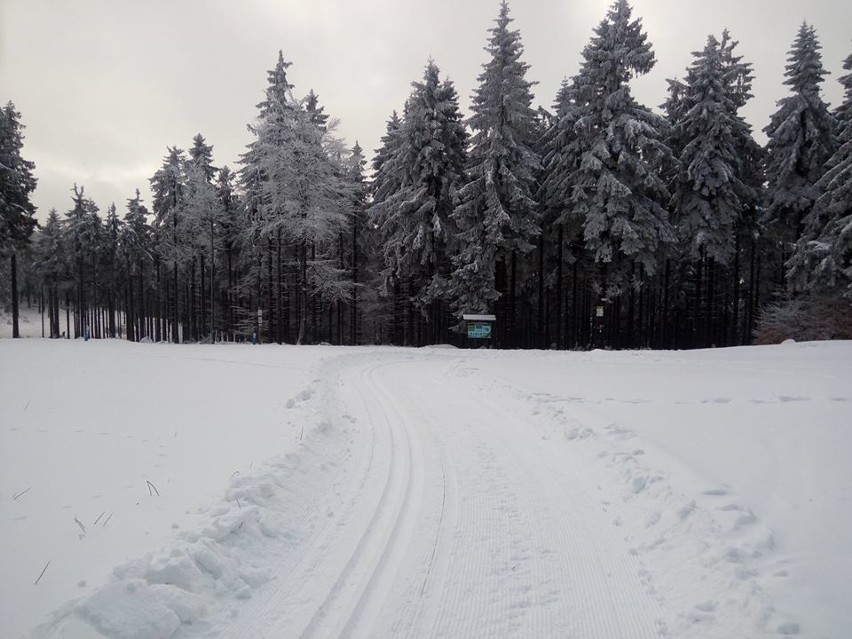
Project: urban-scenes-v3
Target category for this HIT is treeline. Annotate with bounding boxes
[3,0,850,348]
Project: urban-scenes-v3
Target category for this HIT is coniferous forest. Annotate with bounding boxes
[2,0,851,348]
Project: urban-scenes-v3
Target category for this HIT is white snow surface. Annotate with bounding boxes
[1,337,851,639]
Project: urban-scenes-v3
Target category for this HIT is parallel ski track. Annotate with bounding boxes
[202,359,382,639]
[194,351,667,638]
[298,358,425,638]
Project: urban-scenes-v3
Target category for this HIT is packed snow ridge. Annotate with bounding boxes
[1,339,850,638]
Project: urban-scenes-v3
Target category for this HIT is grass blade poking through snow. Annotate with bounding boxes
[34,561,50,586]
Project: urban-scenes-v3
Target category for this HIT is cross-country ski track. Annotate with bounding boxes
[179,352,672,638]
[6,340,851,638]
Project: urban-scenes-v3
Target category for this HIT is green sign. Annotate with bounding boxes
[467,322,492,339]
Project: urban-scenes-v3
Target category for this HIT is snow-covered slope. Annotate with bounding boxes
[1,339,850,638]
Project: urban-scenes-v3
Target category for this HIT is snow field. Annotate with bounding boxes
[1,339,340,638]
[2,339,851,638]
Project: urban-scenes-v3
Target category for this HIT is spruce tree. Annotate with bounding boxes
[346,142,367,344]
[241,51,349,344]
[63,185,100,338]
[367,60,467,344]
[370,111,404,205]
[667,32,761,346]
[119,190,152,341]
[150,146,187,341]
[449,1,541,336]
[216,166,240,337]
[365,112,405,342]
[0,102,38,338]
[184,138,222,340]
[788,50,852,297]
[31,209,65,337]
[762,23,836,274]
[670,33,753,264]
[189,134,217,183]
[105,202,121,337]
[543,0,674,298]
[305,89,330,131]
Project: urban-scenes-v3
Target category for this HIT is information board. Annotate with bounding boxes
[467,322,492,339]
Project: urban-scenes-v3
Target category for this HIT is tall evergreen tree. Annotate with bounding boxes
[449,1,541,336]
[0,102,38,338]
[670,33,754,264]
[666,31,762,347]
[762,23,836,271]
[31,209,65,337]
[241,51,349,344]
[346,142,367,344]
[367,60,467,343]
[788,49,852,297]
[370,111,404,204]
[215,165,240,336]
[119,190,152,341]
[104,202,122,337]
[305,89,330,131]
[150,146,187,341]
[185,138,222,341]
[62,185,101,338]
[544,0,674,297]
[188,134,217,183]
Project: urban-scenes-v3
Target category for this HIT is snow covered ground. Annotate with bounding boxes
[1,334,850,638]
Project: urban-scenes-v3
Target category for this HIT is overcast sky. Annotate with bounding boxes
[2,0,850,221]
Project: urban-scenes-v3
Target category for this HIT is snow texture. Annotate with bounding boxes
[2,331,851,638]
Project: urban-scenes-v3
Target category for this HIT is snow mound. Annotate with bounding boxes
[29,434,338,639]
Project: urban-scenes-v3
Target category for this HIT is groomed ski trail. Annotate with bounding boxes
[202,351,669,638]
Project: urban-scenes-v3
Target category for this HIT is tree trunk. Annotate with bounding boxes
[200,253,206,339]
[509,250,517,349]
[172,263,179,343]
[732,233,741,345]
[275,230,283,344]
[351,211,359,345]
[127,259,135,342]
[537,235,544,348]
[297,241,308,345]
[11,253,20,338]
[571,257,579,348]
[556,226,564,349]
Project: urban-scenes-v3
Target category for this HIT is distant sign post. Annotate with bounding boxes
[462,313,496,346]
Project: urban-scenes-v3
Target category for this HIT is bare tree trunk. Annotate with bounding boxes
[297,241,308,345]
[127,258,135,342]
[556,226,564,349]
[200,253,206,339]
[351,211,359,345]
[276,230,283,344]
[732,233,741,345]
[509,250,517,348]
[172,263,179,343]
[571,257,578,348]
[537,235,544,348]
[11,254,20,338]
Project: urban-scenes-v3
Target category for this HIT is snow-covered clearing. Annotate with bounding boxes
[1,337,850,638]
